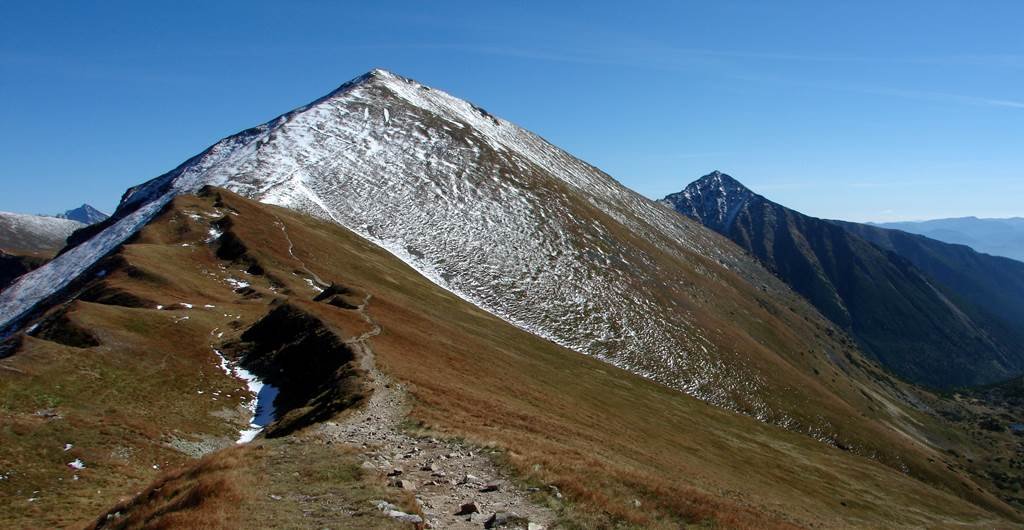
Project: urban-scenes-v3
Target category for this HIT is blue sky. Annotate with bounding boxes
[1,1,1021,222]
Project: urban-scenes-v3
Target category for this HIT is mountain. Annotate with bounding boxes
[2,70,1023,525]
[833,220,1024,358]
[662,171,1024,388]
[875,217,1024,263]
[0,211,83,255]
[0,188,1017,528]
[57,204,109,225]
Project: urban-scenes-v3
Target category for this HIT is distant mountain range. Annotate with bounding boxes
[874,217,1024,263]
[663,171,1024,388]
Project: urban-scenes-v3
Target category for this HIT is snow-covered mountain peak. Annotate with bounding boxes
[661,171,757,231]
[0,71,836,430]
[57,204,108,225]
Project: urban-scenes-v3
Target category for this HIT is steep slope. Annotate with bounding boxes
[1,70,1018,512]
[1,190,1018,528]
[0,250,48,293]
[835,221,1024,358]
[0,211,83,255]
[663,171,1024,388]
[57,204,109,225]
[877,217,1024,263]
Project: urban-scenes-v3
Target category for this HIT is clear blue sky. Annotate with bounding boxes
[1,1,1021,222]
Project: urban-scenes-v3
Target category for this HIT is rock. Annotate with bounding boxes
[547,485,563,499]
[373,500,398,512]
[455,501,480,515]
[461,473,482,485]
[480,481,501,492]
[360,461,376,471]
[421,462,440,472]
[387,467,404,477]
[390,478,416,491]
[269,494,283,501]
[528,523,545,530]
[484,511,518,528]
[386,510,423,524]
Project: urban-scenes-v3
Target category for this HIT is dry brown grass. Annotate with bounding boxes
[86,446,250,530]
[1,189,1020,528]
[216,190,1015,528]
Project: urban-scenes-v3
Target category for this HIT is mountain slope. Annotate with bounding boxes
[0,211,83,255]
[662,171,1024,388]
[0,71,885,423]
[877,217,1024,263]
[1,189,1017,528]
[2,70,1022,518]
[834,221,1024,357]
[57,204,109,225]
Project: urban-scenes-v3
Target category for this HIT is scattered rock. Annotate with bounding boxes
[421,462,440,472]
[386,510,423,524]
[484,511,522,528]
[455,501,481,515]
[373,500,398,512]
[390,478,416,491]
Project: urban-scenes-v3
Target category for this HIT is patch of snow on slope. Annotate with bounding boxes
[214,349,279,443]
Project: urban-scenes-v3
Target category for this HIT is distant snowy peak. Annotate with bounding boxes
[57,204,109,225]
[660,171,757,231]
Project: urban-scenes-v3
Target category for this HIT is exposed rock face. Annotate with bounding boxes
[225,303,364,437]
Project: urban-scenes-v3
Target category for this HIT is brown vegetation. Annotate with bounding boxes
[0,189,1020,528]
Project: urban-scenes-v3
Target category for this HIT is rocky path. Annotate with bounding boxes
[317,296,555,529]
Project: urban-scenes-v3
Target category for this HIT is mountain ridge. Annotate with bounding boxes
[873,216,1024,263]
[3,70,1024,524]
[663,171,1024,388]
[0,69,946,448]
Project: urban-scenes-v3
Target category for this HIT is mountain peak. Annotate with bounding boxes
[660,171,757,231]
[56,203,108,225]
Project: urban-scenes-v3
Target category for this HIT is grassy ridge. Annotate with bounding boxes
[0,189,1019,528]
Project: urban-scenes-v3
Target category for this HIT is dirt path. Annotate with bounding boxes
[273,214,330,289]
[318,296,555,529]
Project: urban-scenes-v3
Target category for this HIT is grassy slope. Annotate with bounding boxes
[223,190,1017,527]
[0,189,1018,528]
